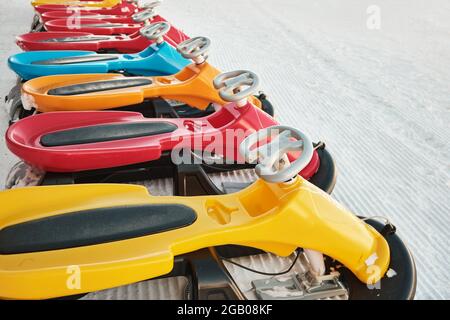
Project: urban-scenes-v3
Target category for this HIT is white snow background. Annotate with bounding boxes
[0,0,449,299]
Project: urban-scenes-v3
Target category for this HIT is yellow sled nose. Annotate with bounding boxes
[286,181,390,284]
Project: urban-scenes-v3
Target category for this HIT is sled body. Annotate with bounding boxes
[45,18,144,35]
[32,0,120,7]
[9,42,189,80]
[34,2,140,15]
[17,16,188,52]
[21,63,228,111]
[41,11,142,24]
[0,178,389,300]
[6,101,319,177]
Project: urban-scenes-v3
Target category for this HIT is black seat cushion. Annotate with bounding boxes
[40,121,177,147]
[0,204,197,254]
[48,78,152,96]
[41,36,110,43]
[32,54,119,65]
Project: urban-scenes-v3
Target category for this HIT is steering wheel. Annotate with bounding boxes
[177,37,210,64]
[213,70,259,105]
[239,125,314,183]
[139,22,170,44]
[132,8,157,23]
[139,1,163,10]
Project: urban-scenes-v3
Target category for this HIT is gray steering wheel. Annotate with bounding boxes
[177,37,210,63]
[139,22,170,44]
[139,1,163,10]
[132,8,157,23]
[213,70,259,103]
[239,125,314,183]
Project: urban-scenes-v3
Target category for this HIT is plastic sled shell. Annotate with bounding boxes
[32,0,120,7]
[45,19,144,35]
[21,63,227,111]
[8,43,190,80]
[16,16,188,53]
[34,3,140,15]
[41,11,141,24]
[0,179,390,299]
[6,103,318,178]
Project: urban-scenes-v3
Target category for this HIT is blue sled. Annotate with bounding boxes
[8,42,190,80]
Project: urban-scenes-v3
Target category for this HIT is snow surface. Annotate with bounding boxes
[0,0,449,299]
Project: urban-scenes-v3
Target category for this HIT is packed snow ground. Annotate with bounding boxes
[0,0,449,299]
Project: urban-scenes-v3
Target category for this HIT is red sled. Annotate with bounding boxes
[34,2,144,15]
[6,103,320,179]
[41,10,140,23]
[42,5,165,35]
[16,17,188,52]
[45,18,144,35]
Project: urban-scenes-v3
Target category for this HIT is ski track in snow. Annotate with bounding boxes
[0,0,449,299]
